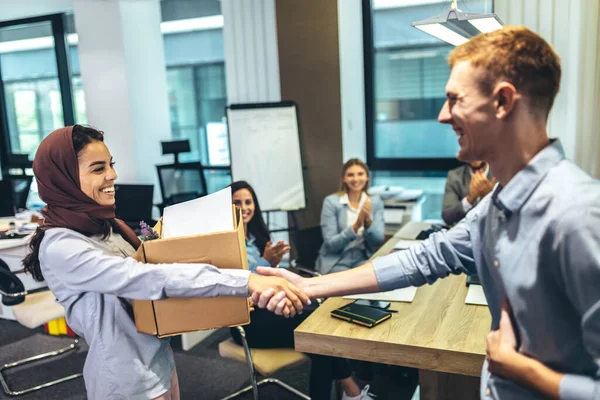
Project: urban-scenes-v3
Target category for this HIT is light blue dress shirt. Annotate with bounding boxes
[40,228,250,400]
[373,140,600,400]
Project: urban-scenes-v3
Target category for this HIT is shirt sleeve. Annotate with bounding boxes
[372,214,477,292]
[554,207,600,400]
[461,197,474,213]
[40,229,250,300]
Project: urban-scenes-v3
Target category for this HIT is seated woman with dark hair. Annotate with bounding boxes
[229,181,375,400]
[21,126,307,400]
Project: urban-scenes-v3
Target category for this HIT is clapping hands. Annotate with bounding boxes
[353,197,373,232]
[262,240,291,267]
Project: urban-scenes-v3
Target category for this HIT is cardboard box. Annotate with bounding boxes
[132,206,250,337]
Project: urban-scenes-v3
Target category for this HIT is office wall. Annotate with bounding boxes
[495,0,600,178]
[276,0,343,227]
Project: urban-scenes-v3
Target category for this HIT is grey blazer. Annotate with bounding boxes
[442,164,492,225]
[315,193,385,274]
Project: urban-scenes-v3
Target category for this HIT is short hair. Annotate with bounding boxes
[448,26,561,118]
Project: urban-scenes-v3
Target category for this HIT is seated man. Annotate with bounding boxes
[442,160,495,225]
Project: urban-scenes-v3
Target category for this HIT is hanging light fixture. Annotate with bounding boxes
[411,0,504,46]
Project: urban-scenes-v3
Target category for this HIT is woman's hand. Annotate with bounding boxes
[262,240,291,267]
[248,273,309,318]
[361,197,373,229]
[353,211,366,233]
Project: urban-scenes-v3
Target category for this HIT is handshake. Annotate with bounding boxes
[246,267,312,319]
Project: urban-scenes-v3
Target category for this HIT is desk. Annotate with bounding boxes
[383,196,426,236]
[294,222,491,400]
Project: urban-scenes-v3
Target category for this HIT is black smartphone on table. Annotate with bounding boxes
[353,299,391,310]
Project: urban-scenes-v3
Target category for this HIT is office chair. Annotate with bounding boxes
[114,184,155,233]
[156,161,208,207]
[8,175,33,211]
[0,179,16,217]
[289,226,323,276]
[156,139,208,209]
[0,260,82,396]
[218,326,310,400]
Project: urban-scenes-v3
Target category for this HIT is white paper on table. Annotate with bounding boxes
[162,186,234,239]
[465,284,488,306]
[344,287,417,303]
[393,239,422,250]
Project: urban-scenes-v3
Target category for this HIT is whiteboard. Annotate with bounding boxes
[227,102,306,211]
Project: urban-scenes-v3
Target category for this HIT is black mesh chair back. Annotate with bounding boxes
[290,226,323,271]
[9,175,33,211]
[0,258,25,306]
[156,162,208,207]
[115,184,154,231]
[0,179,16,217]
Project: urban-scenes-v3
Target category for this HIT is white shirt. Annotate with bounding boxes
[340,192,367,250]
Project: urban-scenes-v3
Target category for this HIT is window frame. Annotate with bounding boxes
[0,13,75,174]
[166,61,230,169]
[362,0,462,172]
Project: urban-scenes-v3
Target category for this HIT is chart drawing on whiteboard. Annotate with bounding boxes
[227,102,306,212]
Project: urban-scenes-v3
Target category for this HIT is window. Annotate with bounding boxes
[166,63,228,166]
[0,15,76,164]
[364,0,492,220]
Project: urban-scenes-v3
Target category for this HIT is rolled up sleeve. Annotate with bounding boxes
[373,218,476,292]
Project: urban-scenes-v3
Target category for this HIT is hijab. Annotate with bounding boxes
[32,126,141,249]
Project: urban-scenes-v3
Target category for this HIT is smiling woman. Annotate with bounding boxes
[315,158,385,275]
[19,125,310,400]
[78,140,118,206]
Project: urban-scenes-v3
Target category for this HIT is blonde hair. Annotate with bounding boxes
[448,26,561,118]
[337,158,370,195]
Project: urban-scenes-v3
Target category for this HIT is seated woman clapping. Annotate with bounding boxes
[316,159,384,274]
[230,181,375,400]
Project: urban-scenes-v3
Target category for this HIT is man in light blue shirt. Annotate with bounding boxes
[260,26,599,399]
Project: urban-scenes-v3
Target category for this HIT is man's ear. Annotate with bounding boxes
[493,82,518,119]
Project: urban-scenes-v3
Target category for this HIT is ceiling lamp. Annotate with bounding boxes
[411,0,504,46]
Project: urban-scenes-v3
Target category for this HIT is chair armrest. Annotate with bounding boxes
[0,260,27,305]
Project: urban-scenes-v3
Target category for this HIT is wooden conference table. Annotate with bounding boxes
[294,222,491,400]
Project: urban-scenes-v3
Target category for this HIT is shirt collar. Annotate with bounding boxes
[469,163,490,177]
[492,139,565,217]
[246,232,256,244]
[340,192,367,207]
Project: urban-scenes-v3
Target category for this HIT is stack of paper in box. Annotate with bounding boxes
[132,187,250,338]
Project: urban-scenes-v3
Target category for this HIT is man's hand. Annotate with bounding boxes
[248,273,309,318]
[255,266,316,299]
[262,240,291,267]
[486,301,563,399]
[486,300,518,378]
